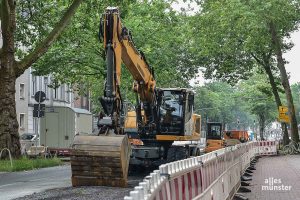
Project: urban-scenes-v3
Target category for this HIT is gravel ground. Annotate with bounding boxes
[13,173,146,200]
[14,186,132,200]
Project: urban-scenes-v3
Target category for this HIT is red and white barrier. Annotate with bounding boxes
[258,141,277,155]
[124,141,277,200]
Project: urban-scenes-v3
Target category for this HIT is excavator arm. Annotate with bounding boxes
[99,7,157,135]
[71,7,157,188]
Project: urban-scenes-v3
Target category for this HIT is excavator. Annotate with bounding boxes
[204,122,224,153]
[205,122,249,153]
[71,7,201,187]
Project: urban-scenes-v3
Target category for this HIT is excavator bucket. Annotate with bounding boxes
[71,135,131,187]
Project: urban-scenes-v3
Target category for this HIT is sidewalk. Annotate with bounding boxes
[243,155,300,200]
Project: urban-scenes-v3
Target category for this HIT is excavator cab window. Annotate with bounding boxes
[188,93,194,111]
[159,90,184,135]
[207,123,222,140]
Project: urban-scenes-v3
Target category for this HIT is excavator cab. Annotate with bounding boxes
[207,122,222,140]
[205,122,224,153]
[157,89,193,137]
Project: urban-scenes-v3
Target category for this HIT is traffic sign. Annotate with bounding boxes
[34,91,46,103]
[33,104,45,118]
[279,106,288,114]
[278,106,290,123]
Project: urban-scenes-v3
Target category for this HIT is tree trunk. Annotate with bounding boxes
[0,0,83,157]
[269,21,299,143]
[262,64,289,145]
[0,70,21,157]
[0,0,21,158]
[259,114,265,140]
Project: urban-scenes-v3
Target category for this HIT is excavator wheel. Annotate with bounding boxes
[71,135,131,187]
[167,146,187,162]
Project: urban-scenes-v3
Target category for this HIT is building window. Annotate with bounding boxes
[32,75,37,96]
[19,83,25,99]
[54,88,58,99]
[39,76,42,91]
[44,77,49,99]
[66,84,70,103]
[61,85,65,101]
[19,113,25,129]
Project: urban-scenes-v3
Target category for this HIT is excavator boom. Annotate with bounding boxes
[71,7,201,188]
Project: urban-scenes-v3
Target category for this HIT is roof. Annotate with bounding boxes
[71,107,92,115]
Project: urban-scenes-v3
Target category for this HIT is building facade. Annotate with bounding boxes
[1,22,92,139]
[15,67,91,136]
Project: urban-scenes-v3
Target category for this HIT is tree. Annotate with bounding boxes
[291,83,300,123]
[0,0,83,157]
[32,1,200,110]
[251,53,290,144]
[193,0,300,143]
[237,73,277,140]
[194,81,254,131]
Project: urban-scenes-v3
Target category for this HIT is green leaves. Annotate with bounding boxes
[192,0,300,84]
[237,72,277,125]
[194,81,255,129]
[18,0,201,112]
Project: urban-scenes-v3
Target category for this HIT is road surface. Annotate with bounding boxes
[0,165,71,200]
[0,165,145,200]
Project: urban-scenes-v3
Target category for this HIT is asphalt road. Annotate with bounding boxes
[0,165,71,200]
[0,165,147,200]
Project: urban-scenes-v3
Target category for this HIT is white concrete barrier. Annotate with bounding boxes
[125,141,277,200]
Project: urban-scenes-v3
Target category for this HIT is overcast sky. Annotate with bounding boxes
[285,31,300,84]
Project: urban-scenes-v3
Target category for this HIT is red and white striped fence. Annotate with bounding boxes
[124,141,277,200]
[258,141,278,155]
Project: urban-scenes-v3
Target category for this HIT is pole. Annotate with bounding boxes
[35,117,37,158]
[37,117,40,146]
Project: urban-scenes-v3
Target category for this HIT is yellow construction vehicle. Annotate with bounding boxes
[205,122,224,153]
[71,7,201,187]
[205,122,249,153]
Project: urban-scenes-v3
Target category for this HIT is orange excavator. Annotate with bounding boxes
[71,7,201,187]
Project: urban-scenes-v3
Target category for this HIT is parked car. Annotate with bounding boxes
[26,146,50,158]
[20,133,39,155]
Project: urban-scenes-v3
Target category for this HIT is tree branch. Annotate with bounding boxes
[250,53,265,67]
[1,0,11,51]
[0,0,3,20]
[1,0,16,68]
[17,0,83,76]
